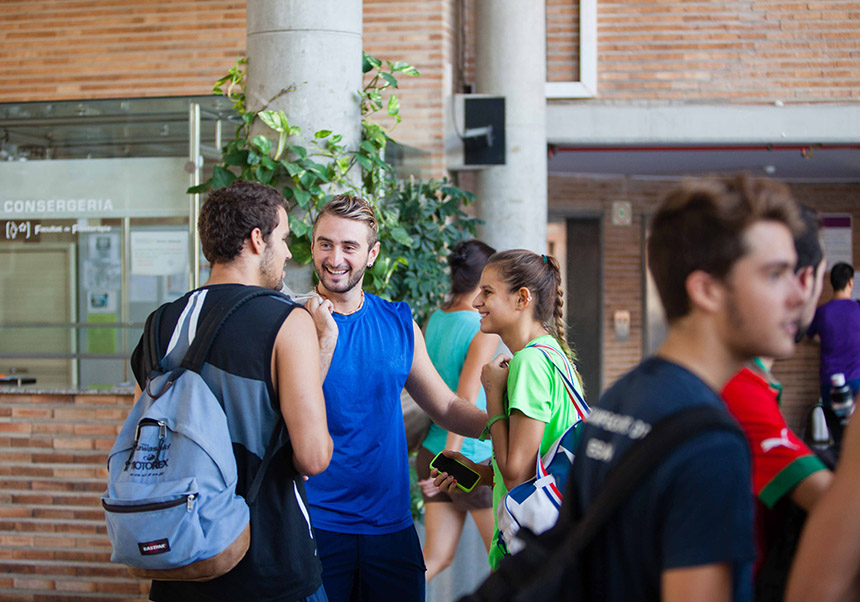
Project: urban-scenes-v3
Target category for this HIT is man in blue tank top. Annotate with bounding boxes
[304,195,488,602]
[131,181,336,602]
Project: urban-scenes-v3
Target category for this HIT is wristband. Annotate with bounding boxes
[479,413,507,441]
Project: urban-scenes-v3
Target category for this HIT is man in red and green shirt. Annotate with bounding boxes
[721,203,832,575]
[722,358,831,570]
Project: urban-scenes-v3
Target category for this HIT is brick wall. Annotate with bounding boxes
[0,392,146,601]
[548,175,860,430]
[582,0,860,100]
[364,0,451,177]
[460,0,860,101]
[1,1,246,102]
[4,2,857,160]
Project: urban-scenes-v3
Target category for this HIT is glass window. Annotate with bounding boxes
[0,96,234,389]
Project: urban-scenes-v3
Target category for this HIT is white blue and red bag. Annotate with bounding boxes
[496,344,589,555]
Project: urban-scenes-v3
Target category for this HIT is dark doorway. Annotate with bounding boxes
[565,218,602,400]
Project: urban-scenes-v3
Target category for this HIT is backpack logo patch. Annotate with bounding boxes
[138,539,171,556]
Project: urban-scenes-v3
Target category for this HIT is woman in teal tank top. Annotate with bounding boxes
[431,249,587,570]
[418,240,499,582]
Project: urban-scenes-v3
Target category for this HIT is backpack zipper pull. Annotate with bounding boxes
[186,494,196,512]
[154,420,167,463]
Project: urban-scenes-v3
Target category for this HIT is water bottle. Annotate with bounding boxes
[830,373,855,422]
[807,403,833,450]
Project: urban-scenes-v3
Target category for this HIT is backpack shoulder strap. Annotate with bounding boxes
[180,286,288,373]
[139,302,170,376]
[177,286,291,502]
[566,403,744,553]
[246,420,285,504]
[529,343,590,420]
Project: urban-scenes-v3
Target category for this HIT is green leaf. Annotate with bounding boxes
[289,237,313,265]
[314,129,332,139]
[283,161,300,177]
[211,165,237,189]
[290,220,310,237]
[261,155,278,170]
[223,150,249,166]
[282,186,294,200]
[259,110,288,132]
[363,52,382,73]
[255,165,274,184]
[381,72,399,89]
[389,61,420,76]
[299,170,315,189]
[360,140,378,154]
[390,226,414,247]
[356,154,372,170]
[186,180,212,194]
[251,135,272,155]
[294,189,311,209]
[288,145,308,160]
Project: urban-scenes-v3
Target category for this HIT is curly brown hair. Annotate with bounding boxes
[198,181,287,264]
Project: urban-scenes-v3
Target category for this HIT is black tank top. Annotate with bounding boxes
[131,284,323,602]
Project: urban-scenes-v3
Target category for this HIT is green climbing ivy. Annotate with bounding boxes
[190,53,481,324]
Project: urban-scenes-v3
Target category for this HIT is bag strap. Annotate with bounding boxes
[529,344,590,421]
[565,403,744,554]
[529,344,590,482]
[180,286,287,372]
[141,303,167,375]
[246,420,285,504]
[144,285,292,503]
[459,402,744,602]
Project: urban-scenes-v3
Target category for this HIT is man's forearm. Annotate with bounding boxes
[319,341,335,383]
[433,396,487,439]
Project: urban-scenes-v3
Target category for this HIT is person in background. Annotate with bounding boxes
[570,175,805,601]
[417,240,499,582]
[807,261,860,406]
[433,249,589,570]
[787,399,860,601]
[720,203,832,593]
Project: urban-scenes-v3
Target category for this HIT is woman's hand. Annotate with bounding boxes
[430,450,490,495]
[482,355,510,415]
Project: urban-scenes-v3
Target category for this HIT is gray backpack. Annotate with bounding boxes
[102,287,284,581]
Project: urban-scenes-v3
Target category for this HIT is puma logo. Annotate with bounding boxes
[761,428,800,453]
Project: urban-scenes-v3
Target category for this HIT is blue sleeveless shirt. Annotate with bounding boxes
[305,292,415,534]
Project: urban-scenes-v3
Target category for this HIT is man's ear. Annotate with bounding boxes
[685,270,723,314]
[248,227,266,255]
[796,265,815,295]
[367,241,381,267]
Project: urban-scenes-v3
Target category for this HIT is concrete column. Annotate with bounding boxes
[474,0,547,254]
[246,0,362,292]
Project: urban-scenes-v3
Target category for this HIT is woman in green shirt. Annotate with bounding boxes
[432,249,588,569]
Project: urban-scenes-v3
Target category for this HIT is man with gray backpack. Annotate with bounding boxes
[104,180,335,602]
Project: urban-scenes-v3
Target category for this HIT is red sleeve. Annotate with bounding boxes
[722,368,823,505]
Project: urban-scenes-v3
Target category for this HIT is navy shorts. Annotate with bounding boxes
[315,525,426,602]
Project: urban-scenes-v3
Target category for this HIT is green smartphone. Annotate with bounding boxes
[430,451,481,492]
